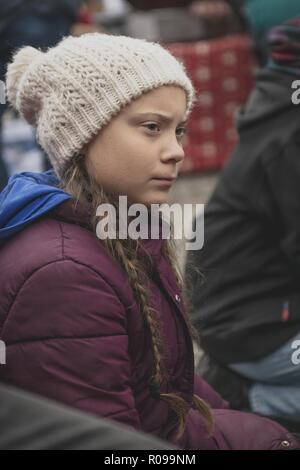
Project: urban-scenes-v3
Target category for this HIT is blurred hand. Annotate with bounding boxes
[189,0,233,24]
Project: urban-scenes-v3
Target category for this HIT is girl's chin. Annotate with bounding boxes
[144,195,170,206]
[127,190,171,207]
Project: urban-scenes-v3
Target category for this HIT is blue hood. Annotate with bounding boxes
[0,170,71,245]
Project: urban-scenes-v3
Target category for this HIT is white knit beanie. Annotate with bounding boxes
[6,33,196,178]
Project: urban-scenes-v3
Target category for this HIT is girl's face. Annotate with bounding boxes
[85,85,188,206]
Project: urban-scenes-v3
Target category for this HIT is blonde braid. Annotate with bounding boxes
[162,233,214,438]
[60,156,214,441]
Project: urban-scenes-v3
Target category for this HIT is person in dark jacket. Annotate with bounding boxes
[0,33,298,450]
[186,18,300,426]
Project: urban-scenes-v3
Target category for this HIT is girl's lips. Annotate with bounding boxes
[151,178,174,186]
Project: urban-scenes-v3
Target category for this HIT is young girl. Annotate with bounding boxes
[0,33,298,450]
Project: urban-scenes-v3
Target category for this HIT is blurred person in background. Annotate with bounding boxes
[186,16,300,431]
[189,0,300,61]
[242,0,300,64]
[189,0,246,38]
[127,1,300,64]
[127,0,246,38]
[0,0,83,190]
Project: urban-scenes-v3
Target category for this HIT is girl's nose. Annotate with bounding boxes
[160,138,185,164]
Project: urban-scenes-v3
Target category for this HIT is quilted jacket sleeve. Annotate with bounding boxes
[177,408,300,450]
[0,259,141,430]
[194,373,229,409]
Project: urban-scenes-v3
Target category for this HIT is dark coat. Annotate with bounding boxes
[187,69,300,363]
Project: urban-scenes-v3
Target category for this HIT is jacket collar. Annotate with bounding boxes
[49,199,165,260]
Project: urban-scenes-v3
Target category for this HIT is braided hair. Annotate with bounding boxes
[60,154,214,442]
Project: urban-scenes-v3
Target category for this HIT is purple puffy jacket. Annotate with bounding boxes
[0,200,298,450]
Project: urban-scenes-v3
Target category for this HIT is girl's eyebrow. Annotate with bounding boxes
[133,112,187,125]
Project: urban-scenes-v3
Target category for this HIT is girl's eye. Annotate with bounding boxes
[143,123,160,133]
[143,123,187,138]
[176,127,187,138]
